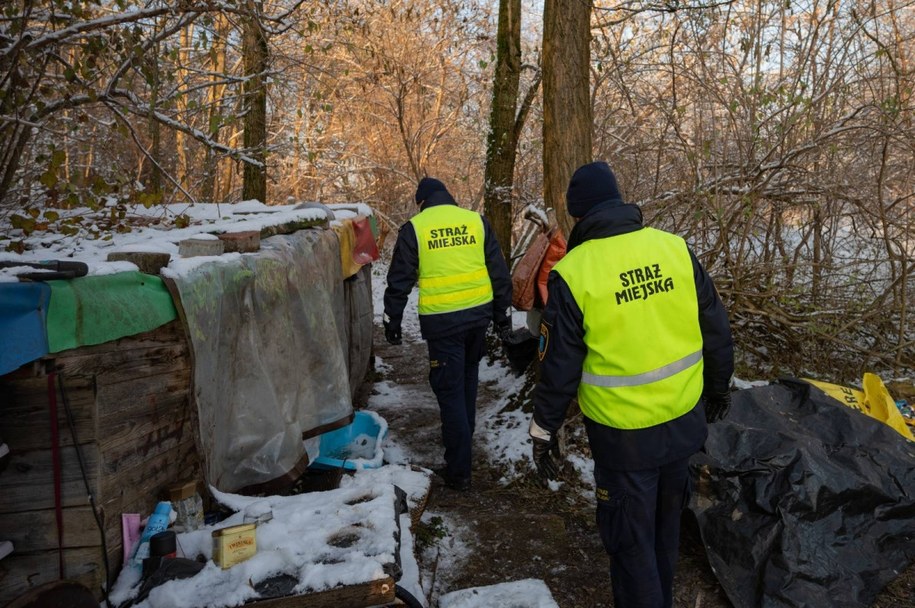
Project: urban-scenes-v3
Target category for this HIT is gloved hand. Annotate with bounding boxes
[530,417,561,480]
[494,318,512,342]
[383,315,402,345]
[704,391,732,423]
[532,435,561,481]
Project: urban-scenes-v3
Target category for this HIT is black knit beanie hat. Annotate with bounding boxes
[415,177,448,205]
[566,161,622,217]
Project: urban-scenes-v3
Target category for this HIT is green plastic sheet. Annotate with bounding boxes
[46,271,177,353]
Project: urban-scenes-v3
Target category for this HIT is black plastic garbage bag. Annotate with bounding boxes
[501,328,539,376]
[690,378,915,608]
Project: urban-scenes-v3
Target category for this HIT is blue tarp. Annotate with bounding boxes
[0,282,51,375]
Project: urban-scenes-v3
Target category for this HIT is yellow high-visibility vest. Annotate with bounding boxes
[554,227,704,429]
[410,205,493,315]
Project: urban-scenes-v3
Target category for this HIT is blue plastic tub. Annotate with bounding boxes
[311,411,388,470]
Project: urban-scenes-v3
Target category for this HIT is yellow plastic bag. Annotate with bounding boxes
[804,373,914,441]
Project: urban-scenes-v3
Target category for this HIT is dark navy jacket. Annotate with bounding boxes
[383,191,512,340]
[531,202,734,471]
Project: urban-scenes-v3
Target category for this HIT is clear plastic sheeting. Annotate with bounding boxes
[690,379,915,608]
[168,229,354,492]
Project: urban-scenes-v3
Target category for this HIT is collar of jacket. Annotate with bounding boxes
[567,202,643,252]
[419,190,457,210]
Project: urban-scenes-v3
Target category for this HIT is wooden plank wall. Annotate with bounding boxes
[0,320,201,605]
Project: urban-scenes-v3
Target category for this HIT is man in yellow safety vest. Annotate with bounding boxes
[384,177,512,491]
[529,161,734,607]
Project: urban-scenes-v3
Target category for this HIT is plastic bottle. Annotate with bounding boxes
[131,501,172,569]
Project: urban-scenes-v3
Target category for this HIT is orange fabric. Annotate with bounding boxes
[334,217,380,279]
[351,216,380,265]
[511,232,550,311]
[536,229,567,307]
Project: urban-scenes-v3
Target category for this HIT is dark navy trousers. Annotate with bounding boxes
[594,456,691,608]
[426,326,487,481]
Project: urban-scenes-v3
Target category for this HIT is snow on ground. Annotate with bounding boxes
[417,509,475,601]
[367,259,569,605]
[438,578,560,608]
[369,261,535,483]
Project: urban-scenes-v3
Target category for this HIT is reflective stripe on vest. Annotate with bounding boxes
[553,227,704,429]
[411,205,493,315]
[581,350,703,388]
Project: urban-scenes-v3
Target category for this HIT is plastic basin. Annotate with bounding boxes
[311,411,388,470]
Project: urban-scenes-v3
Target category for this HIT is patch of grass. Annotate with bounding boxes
[414,515,448,550]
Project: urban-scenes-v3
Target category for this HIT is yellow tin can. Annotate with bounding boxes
[212,523,257,569]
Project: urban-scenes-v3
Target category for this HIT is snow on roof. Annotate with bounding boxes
[338,463,432,515]
[0,200,373,282]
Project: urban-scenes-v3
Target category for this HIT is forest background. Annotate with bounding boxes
[1,0,913,384]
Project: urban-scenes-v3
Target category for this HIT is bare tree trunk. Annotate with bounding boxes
[0,31,39,206]
[242,1,268,203]
[147,37,163,196]
[175,23,194,196]
[543,0,592,237]
[483,0,522,267]
[202,14,229,203]
[0,118,31,206]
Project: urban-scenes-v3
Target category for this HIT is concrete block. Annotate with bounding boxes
[106,252,171,275]
[218,230,261,253]
[178,237,225,258]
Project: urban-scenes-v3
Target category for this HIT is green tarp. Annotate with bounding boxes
[46,271,177,353]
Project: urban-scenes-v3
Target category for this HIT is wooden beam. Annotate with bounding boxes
[0,507,102,552]
[57,342,188,381]
[0,547,103,607]
[248,577,396,608]
[0,444,99,513]
[0,375,95,450]
[98,437,198,519]
[51,321,187,365]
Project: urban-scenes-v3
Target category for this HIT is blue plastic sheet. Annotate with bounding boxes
[0,282,51,375]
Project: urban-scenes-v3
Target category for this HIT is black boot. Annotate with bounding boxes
[433,466,471,491]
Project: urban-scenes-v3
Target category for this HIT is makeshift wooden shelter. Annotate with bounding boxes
[0,320,197,602]
[0,209,379,606]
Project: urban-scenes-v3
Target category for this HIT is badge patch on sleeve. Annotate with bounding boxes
[538,322,550,361]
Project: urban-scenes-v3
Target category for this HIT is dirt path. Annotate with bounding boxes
[369,325,732,608]
[368,324,914,608]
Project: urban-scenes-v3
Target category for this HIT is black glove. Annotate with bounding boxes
[494,318,512,341]
[532,435,561,481]
[383,316,402,345]
[704,392,732,423]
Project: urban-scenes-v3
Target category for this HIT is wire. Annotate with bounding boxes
[393,584,425,608]
[56,369,111,608]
